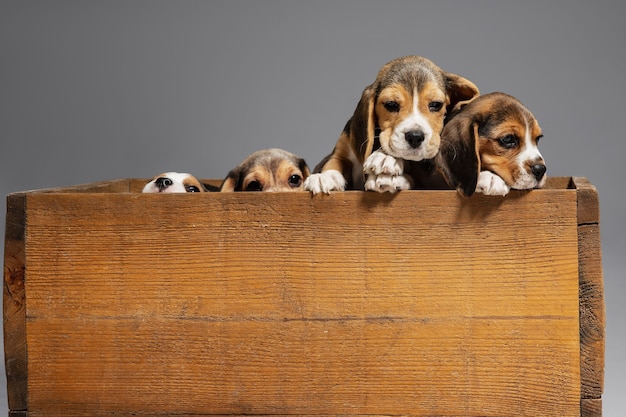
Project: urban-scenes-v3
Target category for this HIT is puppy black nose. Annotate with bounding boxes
[531,164,547,181]
[155,177,173,191]
[405,130,425,148]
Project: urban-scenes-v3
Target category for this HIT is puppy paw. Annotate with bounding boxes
[304,170,346,194]
[476,171,510,196]
[364,173,413,193]
[363,149,404,176]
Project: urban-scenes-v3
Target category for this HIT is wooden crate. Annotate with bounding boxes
[3,177,604,417]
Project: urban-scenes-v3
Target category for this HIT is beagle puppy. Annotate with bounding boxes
[142,172,214,193]
[220,148,310,192]
[436,92,546,197]
[304,55,479,194]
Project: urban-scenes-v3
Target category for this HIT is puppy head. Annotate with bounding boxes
[142,172,207,193]
[350,55,479,163]
[220,148,310,192]
[437,92,546,197]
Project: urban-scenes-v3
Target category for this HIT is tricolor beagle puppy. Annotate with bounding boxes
[142,172,213,193]
[304,55,479,194]
[220,148,310,192]
[436,92,547,197]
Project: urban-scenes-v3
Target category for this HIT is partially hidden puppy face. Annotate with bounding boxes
[438,92,546,197]
[369,56,479,162]
[142,172,206,193]
[220,148,310,192]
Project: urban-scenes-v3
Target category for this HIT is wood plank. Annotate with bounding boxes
[572,177,605,417]
[573,176,604,414]
[3,193,28,412]
[21,189,581,416]
[578,225,605,400]
[24,190,580,320]
[578,211,606,405]
[27,317,580,416]
[569,177,606,417]
[545,176,574,189]
[581,398,602,417]
[573,177,600,224]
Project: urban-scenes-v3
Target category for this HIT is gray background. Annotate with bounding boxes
[1,1,624,415]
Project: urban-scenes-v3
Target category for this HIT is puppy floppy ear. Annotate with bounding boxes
[348,84,377,162]
[202,182,221,192]
[436,115,481,198]
[444,73,480,115]
[298,158,311,179]
[220,167,243,192]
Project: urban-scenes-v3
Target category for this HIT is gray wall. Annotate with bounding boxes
[1,1,624,414]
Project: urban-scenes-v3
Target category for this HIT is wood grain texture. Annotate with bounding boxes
[3,193,28,412]
[578,225,604,400]
[5,178,603,416]
[573,177,600,225]
[575,176,604,417]
[17,186,580,417]
[581,398,603,417]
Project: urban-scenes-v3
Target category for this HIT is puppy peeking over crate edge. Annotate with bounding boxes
[142,148,310,194]
[303,55,546,197]
[142,56,546,198]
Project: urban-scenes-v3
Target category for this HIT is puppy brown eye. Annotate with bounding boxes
[245,180,263,191]
[429,101,444,112]
[498,134,519,149]
[383,101,400,112]
[185,185,200,192]
[288,174,302,187]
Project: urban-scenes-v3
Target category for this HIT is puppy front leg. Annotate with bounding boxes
[363,149,413,193]
[305,135,363,194]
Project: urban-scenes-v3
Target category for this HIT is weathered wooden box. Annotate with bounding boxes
[3,177,604,417]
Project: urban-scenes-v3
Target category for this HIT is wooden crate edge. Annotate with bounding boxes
[3,193,28,413]
[572,177,600,225]
[574,178,605,417]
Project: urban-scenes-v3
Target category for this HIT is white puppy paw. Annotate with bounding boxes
[304,170,346,194]
[363,149,404,176]
[364,173,413,193]
[476,171,511,196]
[362,150,411,193]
